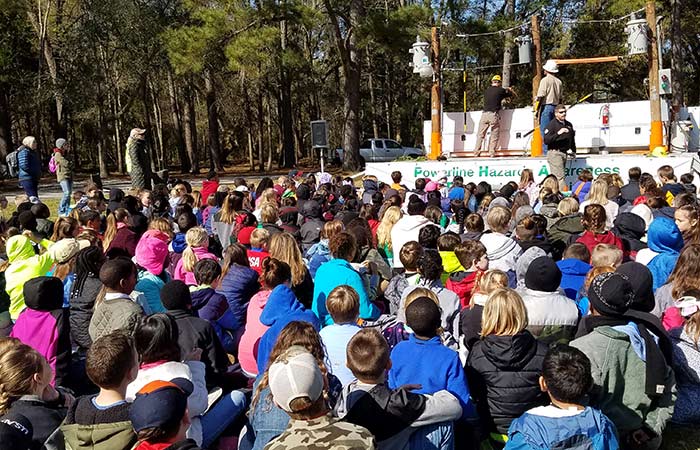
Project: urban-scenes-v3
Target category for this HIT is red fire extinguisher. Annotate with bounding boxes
[600,104,610,129]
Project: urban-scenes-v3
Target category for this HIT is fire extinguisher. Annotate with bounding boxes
[600,104,610,130]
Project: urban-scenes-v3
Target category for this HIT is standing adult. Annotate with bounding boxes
[126,128,151,191]
[17,136,41,201]
[536,60,563,153]
[53,138,73,217]
[543,105,575,191]
[474,75,515,157]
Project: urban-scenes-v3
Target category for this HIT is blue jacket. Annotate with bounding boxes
[646,217,683,291]
[312,258,379,327]
[18,146,41,181]
[256,285,320,373]
[506,406,619,450]
[171,233,187,254]
[135,270,169,315]
[389,334,475,419]
[557,259,591,301]
[218,264,260,331]
[191,286,237,353]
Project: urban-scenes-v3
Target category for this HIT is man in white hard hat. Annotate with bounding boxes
[535,60,563,154]
[474,74,515,157]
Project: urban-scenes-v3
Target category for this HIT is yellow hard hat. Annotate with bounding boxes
[492,75,502,82]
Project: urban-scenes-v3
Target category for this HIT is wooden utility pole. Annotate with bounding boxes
[429,26,442,160]
[530,14,543,157]
[646,0,663,152]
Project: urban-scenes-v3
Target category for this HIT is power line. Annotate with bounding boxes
[561,8,645,25]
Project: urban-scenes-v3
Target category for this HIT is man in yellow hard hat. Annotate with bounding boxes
[474,74,515,157]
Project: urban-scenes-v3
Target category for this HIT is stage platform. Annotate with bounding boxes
[364,153,700,190]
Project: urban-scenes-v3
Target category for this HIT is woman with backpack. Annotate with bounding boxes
[15,136,42,201]
[52,138,73,217]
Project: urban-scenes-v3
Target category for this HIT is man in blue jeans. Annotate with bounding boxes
[536,60,563,154]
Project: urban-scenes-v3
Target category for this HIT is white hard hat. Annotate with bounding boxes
[543,60,559,73]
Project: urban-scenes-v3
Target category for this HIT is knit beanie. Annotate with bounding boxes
[524,256,562,292]
[616,262,654,312]
[24,277,64,311]
[160,280,192,310]
[588,272,634,317]
[55,138,67,149]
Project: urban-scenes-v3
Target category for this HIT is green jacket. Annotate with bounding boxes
[53,151,73,181]
[570,326,675,437]
[62,421,136,450]
[5,235,54,320]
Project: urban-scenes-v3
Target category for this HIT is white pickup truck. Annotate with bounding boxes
[358,138,425,163]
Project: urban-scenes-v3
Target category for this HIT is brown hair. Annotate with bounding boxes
[563,243,591,262]
[518,169,535,189]
[329,232,357,261]
[0,338,47,414]
[148,217,174,241]
[261,257,292,289]
[481,288,528,336]
[250,321,328,412]
[667,244,700,298]
[51,217,80,242]
[515,216,538,241]
[268,233,307,286]
[676,205,700,243]
[346,328,390,381]
[454,240,486,269]
[326,285,360,324]
[399,241,424,271]
[578,170,593,182]
[464,213,485,232]
[221,243,250,277]
[584,265,615,292]
[321,220,344,240]
[86,331,136,389]
[657,165,676,182]
[437,232,461,252]
[581,204,606,232]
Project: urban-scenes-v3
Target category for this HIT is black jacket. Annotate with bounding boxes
[466,331,548,434]
[613,213,648,257]
[69,276,103,351]
[460,305,484,351]
[300,218,324,252]
[167,309,230,388]
[8,395,66,450]
[543,118,576,152]
[291,268,314,309]
[621,181,641,204]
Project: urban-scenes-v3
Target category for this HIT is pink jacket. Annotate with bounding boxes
[238,289,271,376]
[173,247,218,286]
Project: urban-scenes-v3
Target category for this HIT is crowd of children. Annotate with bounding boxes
[0,164,698,450]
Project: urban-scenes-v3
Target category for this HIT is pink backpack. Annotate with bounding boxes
[48,155,57,173]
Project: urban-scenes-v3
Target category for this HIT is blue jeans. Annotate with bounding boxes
[409,422,455,450]
[539,104,556,154]
[200,389,248,448]
[59,179,73,216]
[19,179,38,199]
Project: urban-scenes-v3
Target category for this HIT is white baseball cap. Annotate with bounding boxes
[268,346,324,413]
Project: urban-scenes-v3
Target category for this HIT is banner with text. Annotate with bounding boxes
[365,154,699,190]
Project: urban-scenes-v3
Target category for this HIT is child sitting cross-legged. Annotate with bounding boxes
[60,331,139,450]
[446,240,489,308]
[505,345,619,450]
[319,285,362,386]
[336,328,462,450]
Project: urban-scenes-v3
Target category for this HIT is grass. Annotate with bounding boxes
[3,197,61,220]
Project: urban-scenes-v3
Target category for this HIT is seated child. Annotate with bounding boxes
[576,204,623,254]
[89,257,144,342]
[480,206,522,284]
[61,331,138,450]
[384,241,423,315]
[247,228,271,275]
[31,203,54,239]
[506,345,619,450]
[129,378,203,450]
[460,270,510,351]
[556,243,592,300]
[447,240,488,308]
[389,297,475,418]
[189,259,234,352]
[437,232,465,283]
[462,213,485,242]
[174,227,217,286]
[336,328,462,449]
[590,243,623,269]
[319,285,362,386]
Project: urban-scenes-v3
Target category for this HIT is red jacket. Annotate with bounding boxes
[575,230,624,254]
[200,180,220,207]
[446,270,481,308]
[247,249,270,275]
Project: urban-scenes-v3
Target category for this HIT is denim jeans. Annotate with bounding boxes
[59,179,73,216]
[539,104,556,154]
[200,389,248,448]
[19,179,38,199]
[409,422,455,450]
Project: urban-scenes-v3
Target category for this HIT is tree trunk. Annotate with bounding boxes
[265,98,273,172]
[257,89,265,171]
[670,0,684,110]
[502,0,515,86]
[203,69,222,172]
[183,82,199,173]
[140,77,157,173]
[279,16,296,168]
[167,69,189,172]
[367,50,379,139]
[0,89,12,158]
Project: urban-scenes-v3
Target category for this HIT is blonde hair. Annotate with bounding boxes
[268,233,306,286]
[250,228,270,249]
[486,205,511,233]
[590,243,623,268]
[587,179,610,205]
[0,338,47,415]
[477,269,509,296]
[103,208,130,251]
[260,202,279,224]
[182,227,210,272]
[148,217,174,241]
[405,287,439,310]
[326,285,360,324]
[259,188,277,205]
[376,206,402,249]
[542,176,560,195]
[481,288,528,337]
[557,197,579,216]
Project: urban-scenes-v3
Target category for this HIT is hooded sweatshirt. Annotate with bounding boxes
[480,232,522,274]
[613,212,648,261]
[391,215,432,268]
[439,251,466,283]
[107,188,125,215]
[447,270,481,308]
[256,285,320,373]
[642,217,683,291]
[5,235,54,320]
[399,279,460,333]
[515,247,547,290]
[557,258,592,300]
[313,258,379,326]
[173,247,217,286]
[575,230,623,255]
[362,179,379,205]
[238,289,272,376]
